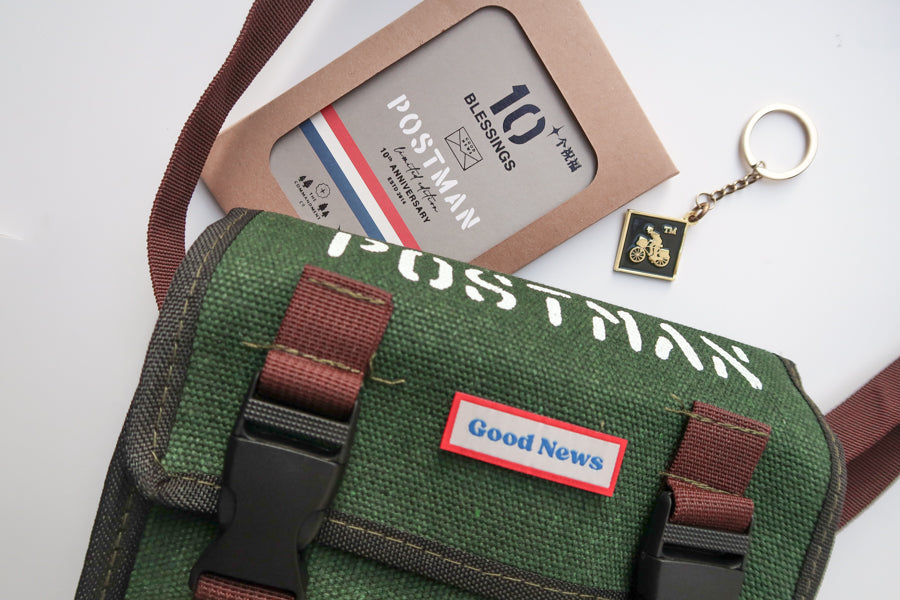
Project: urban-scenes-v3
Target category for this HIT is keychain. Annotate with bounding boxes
[614,104,817,280]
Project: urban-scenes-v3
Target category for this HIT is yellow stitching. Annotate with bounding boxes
[150,210,247,489]
[367,353,405,385]
[661,472,742,497]
[98,489,134,600]
[663,407,771,437]
[246,341,406,383]
[152,447,220,489]
[326,518,618,600]
[177,476,221,489]
[369,375,406,384]
[241,341,362,374]
[308,277,387,305]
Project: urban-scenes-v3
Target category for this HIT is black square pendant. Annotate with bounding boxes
[614,210,688,281]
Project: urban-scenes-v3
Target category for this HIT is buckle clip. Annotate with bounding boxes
[636,492,749,600]
[189,373,358,599]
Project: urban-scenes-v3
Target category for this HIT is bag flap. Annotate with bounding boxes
[122,209,843,598]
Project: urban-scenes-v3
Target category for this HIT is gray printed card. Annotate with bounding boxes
[269,8,594,260]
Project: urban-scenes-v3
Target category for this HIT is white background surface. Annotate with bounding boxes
[1,0,897,597]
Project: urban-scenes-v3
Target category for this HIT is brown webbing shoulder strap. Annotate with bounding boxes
[147,0,313,308]
[826,357,900,527]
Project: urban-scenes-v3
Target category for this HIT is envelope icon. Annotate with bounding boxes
[445,127,483,171]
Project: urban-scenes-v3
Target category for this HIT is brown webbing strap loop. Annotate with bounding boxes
[257,265,394,419]
[148,0,313,308]
[635,402,771,599]
[665,402,772,533]
[195,573,292,600]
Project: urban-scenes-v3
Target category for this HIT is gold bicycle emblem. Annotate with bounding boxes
[627,225,670,268]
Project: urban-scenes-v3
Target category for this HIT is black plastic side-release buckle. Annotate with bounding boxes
[636,492,750,600]
[189,373,358,599]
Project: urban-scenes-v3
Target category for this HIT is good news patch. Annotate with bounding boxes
[440,392,627,496]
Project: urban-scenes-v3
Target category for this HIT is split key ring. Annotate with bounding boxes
[740,103,818,180]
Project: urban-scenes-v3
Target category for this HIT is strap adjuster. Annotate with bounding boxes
[636,492,749,600]
[189,372,358,599]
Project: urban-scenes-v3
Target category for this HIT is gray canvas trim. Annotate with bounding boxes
[781,357,847,600]
[123,209,258,513]
[75,432,152,600]
[76,211,258,600]
[317,511,629,600]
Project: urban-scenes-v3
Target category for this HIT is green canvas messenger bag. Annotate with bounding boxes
[75,1,900,599]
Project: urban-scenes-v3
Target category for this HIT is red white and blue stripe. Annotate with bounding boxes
[299,105,419,249]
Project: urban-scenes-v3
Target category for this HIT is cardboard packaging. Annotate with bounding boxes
[202,0,677,273]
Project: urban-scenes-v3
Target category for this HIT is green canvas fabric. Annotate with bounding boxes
[112,211,840,599]
[128,507,491,600]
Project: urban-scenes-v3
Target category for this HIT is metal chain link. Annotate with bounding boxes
[685,162,765,223]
